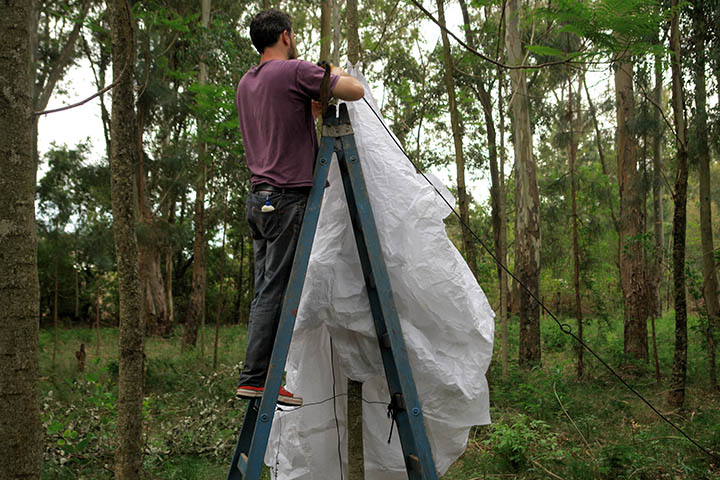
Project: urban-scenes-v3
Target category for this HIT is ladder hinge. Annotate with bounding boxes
[322,123,354,137]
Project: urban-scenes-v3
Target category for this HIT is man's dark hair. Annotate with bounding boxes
[249,9,292,54]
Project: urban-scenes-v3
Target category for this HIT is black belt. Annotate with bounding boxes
[251,183,311,194]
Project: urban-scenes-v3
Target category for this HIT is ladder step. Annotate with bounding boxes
[407,454,421,472]
[238,453,248,476]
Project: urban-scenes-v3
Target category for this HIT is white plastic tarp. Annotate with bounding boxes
[264,67,495,479]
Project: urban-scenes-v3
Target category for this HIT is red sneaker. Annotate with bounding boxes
[235,385,303,407]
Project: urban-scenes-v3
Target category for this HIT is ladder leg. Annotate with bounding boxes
[227,398,260,480]
[228,112,338,479]
[335,105,439,480]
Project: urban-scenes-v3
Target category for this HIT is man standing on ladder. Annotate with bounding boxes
[234,9,364,406]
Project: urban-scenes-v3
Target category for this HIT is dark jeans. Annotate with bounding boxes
[238,191,308,387]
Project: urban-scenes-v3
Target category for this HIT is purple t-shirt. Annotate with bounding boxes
[236,59,339,188]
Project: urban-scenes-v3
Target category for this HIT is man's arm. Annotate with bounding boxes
[330,66,364,101]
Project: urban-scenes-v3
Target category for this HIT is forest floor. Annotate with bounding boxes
[39,311,719,479]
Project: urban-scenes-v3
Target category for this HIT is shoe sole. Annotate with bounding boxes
[236,389,303,407]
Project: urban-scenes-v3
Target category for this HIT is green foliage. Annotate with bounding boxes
[484,414,563,468]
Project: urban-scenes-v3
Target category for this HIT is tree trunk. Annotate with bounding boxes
[232,235,245,324]
[568,72,584,379]
[614,51,649,362]
[693,0,719,390]
[137,106,169,337]
[165,196,176,332]
[331,0,341,65]
[213,190,229,370]
[498,73,509,377]
[505,0,541,366]
[347,379,364,478]
[458,0,508,376]
[96,282,101,356]
[649,50,664,383]
[107,0,145,477]
[436,0,478,279]
[346,0,360,65]
[667,0,689,408]
[320,0,332,62]
[183,0,211,349]
[53,257,59,368]
[0,2,42,477]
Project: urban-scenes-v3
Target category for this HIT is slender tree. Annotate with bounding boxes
[0,1,42,478]
[107,0,145,476]
[667,0,689,408]
[346,0,360,65]
[183,0,212,349]
[568,71,584,378]
[320,0,332,62]
[692,0,719,389]
[436,0,478,279]
[649,47,664,383]
[505,0,541,365]
[458,0,508,377]
[614,45,649,362]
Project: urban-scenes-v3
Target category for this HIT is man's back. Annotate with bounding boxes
[236,59,335,188]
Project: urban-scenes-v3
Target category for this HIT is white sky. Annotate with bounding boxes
[37,2,617,209]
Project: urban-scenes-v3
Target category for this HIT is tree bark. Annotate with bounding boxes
[667,0,689,408]
[614,51,649,362]
[53,257,59,368]
[0,1,42,477]
[346,0,360,65]
[96,282,101,356]
[213,189,229,370]
[183,0,211,349]
[692,0,719,390]
[320,0,332,62]
[107,0,145,477]
[649,49,664,383]
[137,106,169,337]
[458,0,508,376]
[568,71,584,379]
[436,0,478,279]
[505,0,541,366]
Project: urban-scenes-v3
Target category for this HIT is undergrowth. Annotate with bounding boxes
[38,311,719,479]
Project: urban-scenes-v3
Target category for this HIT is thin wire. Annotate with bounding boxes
[359,96,720,462]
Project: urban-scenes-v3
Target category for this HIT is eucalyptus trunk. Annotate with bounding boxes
[108,0,145,477]
[459,0,508,376]
[436,0,478,279]
[137,106,170,337]
[568,72,584,378]
[668,0,689,408]
[183,0,211,349]
[346,0,360,65]
[320,0,332,62]
[505,0,541,366]
[0,1,42,477]
[692,0,718,390]
[614,51,649,362]
[649,50,664,383]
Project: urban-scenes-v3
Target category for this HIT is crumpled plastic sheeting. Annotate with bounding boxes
[264,67,495,479]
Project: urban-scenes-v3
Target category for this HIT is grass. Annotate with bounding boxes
[39,311,719,479]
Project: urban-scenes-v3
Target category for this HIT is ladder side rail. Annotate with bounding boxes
[227,398,260,480]
[336,119,438,478]
[231,115,338,479]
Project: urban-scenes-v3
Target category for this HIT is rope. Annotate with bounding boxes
[358,96,720,463]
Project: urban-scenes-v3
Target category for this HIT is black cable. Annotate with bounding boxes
[358,96,720,462]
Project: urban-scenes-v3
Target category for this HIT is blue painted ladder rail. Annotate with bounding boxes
[227,103,439,480]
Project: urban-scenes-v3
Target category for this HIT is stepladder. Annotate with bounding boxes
[227,103,439,480]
